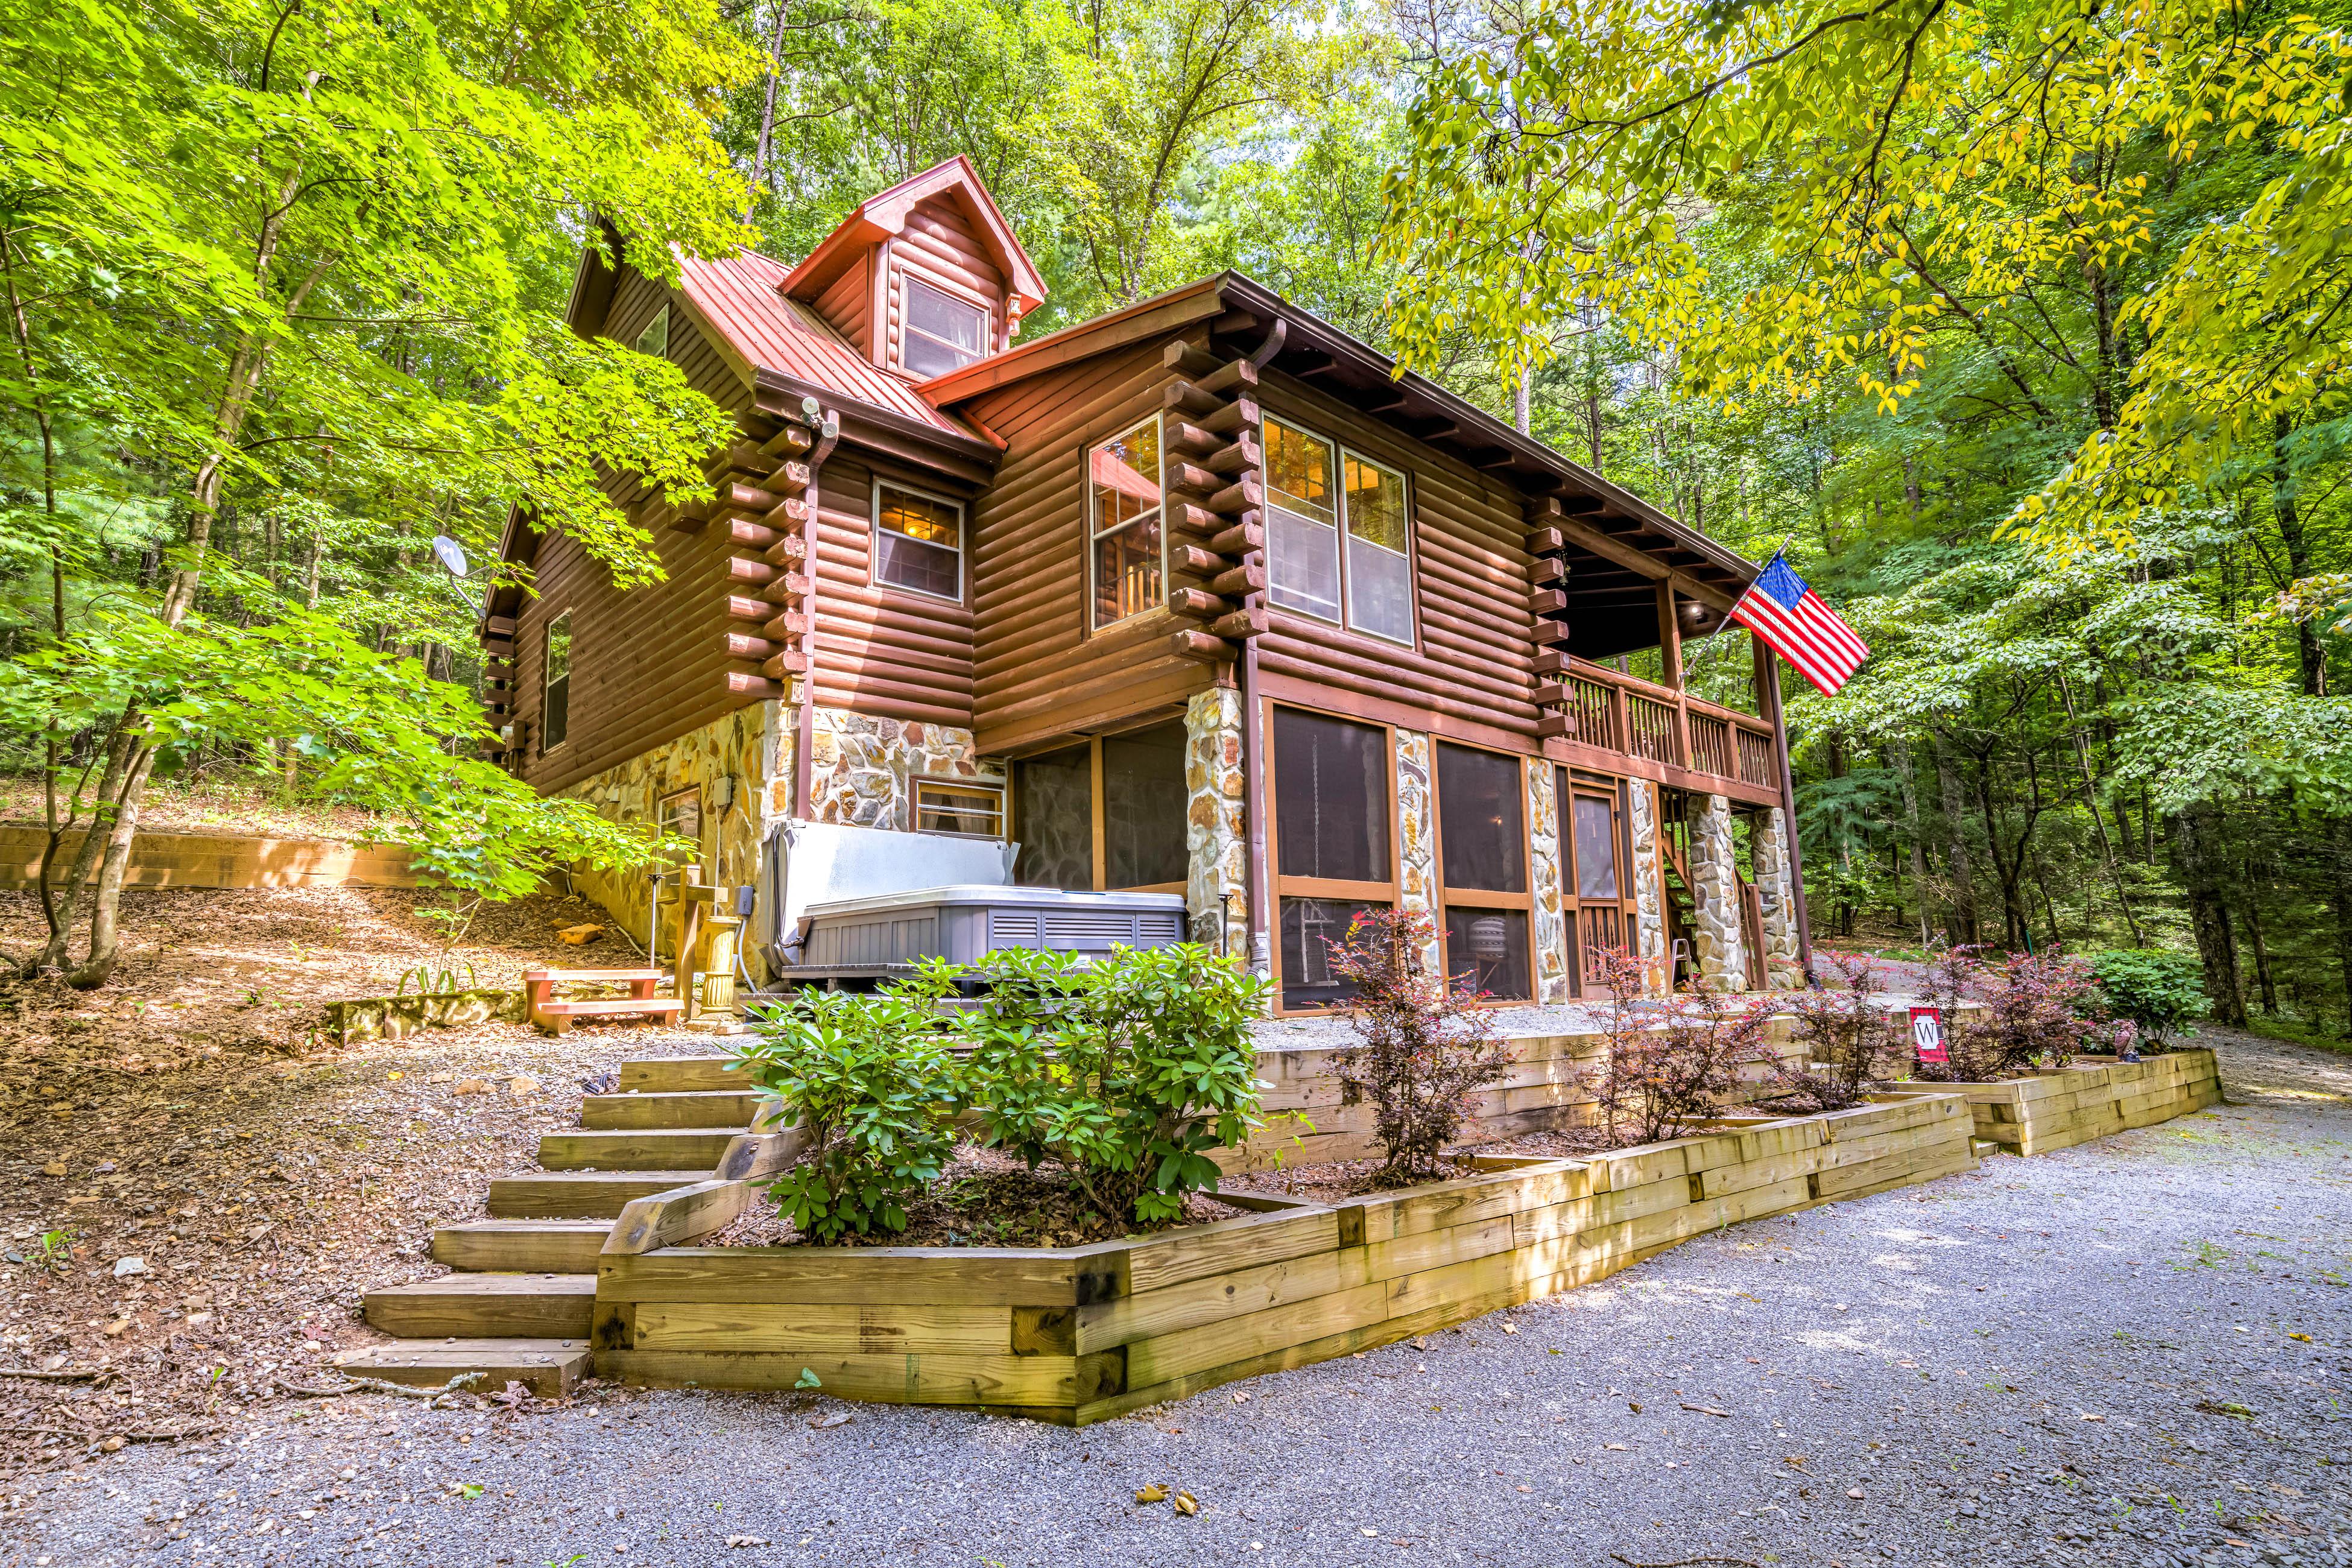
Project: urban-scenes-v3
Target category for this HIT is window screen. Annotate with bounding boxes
[1342,454,1412,643]
[1089,418,1163,627]
[1273,709,1389,884]
[902,277,987,377]
[1573,792,1621,900]
[542,612,572,752]
[1013,746,1092,890]
[1444,906,1531,1001]
[1103,722,1188,888]
[1265,419,1339,621]
[1436,742,1525,894]
[874,486,962,599]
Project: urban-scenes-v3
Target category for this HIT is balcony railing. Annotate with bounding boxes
[1548,657,1781,793]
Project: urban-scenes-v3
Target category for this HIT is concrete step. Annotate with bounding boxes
[362,1274,596,1339]
[335,1338,590,1399]
[537,1128,743,1171]
[617,1056,745,1094]
[581,1089,766,1130]
[431,1219,610,1274]
[487,1170,713,1219]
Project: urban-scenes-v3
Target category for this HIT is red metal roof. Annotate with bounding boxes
[677,250,978,440]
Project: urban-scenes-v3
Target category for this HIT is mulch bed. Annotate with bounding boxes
[707,1142,1250,1249]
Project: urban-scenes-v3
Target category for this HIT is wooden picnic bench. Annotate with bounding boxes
[523,968,682,1035]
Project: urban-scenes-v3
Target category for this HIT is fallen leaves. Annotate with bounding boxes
[725,1537,769,1549]
[807,1410,851,1430]
[1136,1484,1167,1504]
[1679,1402,1730,1418]
[1173,1491,1199,1517]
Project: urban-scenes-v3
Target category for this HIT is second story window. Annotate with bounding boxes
[1266,416,1415,646]
[874,484,963,600]
[902,277,987,376]
[542,612,572,753]
[1089,416,1163,629]
[634,303,669,358]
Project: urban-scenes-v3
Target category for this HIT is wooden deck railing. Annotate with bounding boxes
[1550,657,1780,794]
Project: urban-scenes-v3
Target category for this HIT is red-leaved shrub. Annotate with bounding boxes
[1772,950,1905,1111]
[1326,908,1515,1186]
[1589,947,1774,1145]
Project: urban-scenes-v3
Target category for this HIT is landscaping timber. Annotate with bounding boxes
[1880,1048,2222,1156]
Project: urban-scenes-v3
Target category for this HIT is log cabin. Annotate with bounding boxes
[481,156,1815,1011]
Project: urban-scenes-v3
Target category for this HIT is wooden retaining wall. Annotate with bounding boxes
[1884,1049,2222,1157]
[1233,1015,1810,1171]
[589,1091,1978,1423]
[0,826,417,891]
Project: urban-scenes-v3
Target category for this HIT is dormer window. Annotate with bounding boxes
[902,277,987,376]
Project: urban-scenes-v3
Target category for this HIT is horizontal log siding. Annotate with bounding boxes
[516,270,751,794]
[809,455,976,726]
[1257,371,1543,743]
[814,253,871,360]
[965,338,1212,751]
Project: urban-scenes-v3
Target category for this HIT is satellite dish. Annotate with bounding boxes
[431,535,470,578]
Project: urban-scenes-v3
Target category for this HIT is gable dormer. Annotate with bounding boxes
[780,156,1048,381]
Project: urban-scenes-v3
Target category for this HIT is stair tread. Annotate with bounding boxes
[494,1169,713,1183]
[336,1339,590,1397]
[523,967,665,982]
[435,1219,612,1233]
[536,997,683,1016]
[368,1273,597,1297]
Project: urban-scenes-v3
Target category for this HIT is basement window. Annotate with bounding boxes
[902,277,987,376]
[914,779,1005,839]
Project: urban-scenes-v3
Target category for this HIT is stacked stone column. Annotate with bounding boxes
[1750,805,1804,990]
[1626,780,1672,996]
[1183,689,1251,958]
[1686,792,1749,992]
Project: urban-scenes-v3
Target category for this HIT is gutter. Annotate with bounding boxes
[792,399,841,821]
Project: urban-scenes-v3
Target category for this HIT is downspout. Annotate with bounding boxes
[792,398,840,821]
[1239,320,1286,979]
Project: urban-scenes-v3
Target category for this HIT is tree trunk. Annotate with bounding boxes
[750,0,792,200]
[2274,411,2327,697]
[2333,818,2352,1038]
[1889,740,1932,945]
[2167,803,2246,1028]
[2239,879,2278,1017]
[1932,733,1981,946]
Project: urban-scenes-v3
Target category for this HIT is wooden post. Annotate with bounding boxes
[1658,582,1692,768]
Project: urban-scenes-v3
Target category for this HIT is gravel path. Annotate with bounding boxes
[12,1028,2351,1568]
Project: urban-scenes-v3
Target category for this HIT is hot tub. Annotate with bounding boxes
[793,885,1190,973]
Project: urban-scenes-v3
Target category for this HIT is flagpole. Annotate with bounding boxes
[1752,631,1816,984]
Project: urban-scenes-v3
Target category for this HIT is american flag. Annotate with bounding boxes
[1730,552,1870,695]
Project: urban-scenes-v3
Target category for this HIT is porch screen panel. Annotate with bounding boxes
[1272,707,1393,1011]
[1102,721,1188,888]
[1014,745,1092,890]
[1435,741,1531,1000]
[1273,710,1389,882]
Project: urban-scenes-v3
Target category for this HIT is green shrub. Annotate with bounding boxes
[2088,948,2208,1048]
[733,979,961,1241]
[957,943,1275,1225]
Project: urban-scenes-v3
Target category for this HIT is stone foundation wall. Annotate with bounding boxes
[1626,780,1670,996]
[1527,765,1570,1003]
[794,709,1002,830]
[563,705,781,958]
[1394,729,1443,975]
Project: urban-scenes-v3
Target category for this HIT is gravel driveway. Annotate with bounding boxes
[13,1028,2351,1568]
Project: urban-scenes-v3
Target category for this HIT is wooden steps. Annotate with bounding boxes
[617,1056,744,1093]
[335,1339,590,1398]
[432,1219,611,1274]
[582,1089,766,1129]
[362,1274,596,1338]
[525,968,682,1035]
[537,1128,744,1171]
[487,1170,716,1219]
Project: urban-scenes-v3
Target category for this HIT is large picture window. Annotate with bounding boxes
[873,484,963,601]
[1269,707,1396,1011]
[1089,417,1164,629]
[902,277,987,376]
[541,612,572,753]
[1265,416,1415,645]
[1435,741,1531,1001]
